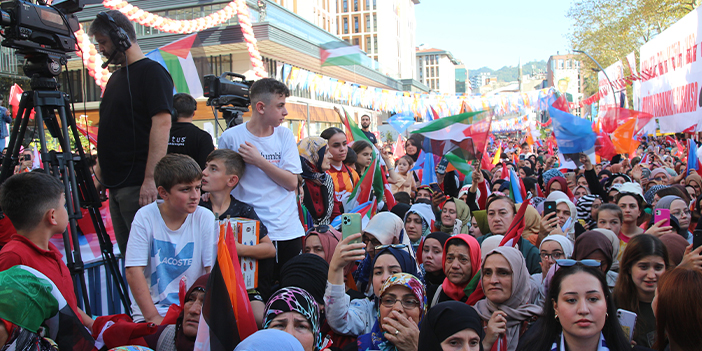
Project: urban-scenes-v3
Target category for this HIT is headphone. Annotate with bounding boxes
[96,12,132,68]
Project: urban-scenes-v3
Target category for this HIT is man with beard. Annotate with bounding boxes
[360,114,378,145]
[89,10,174,255]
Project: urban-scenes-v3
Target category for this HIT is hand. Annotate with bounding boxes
[680,244,702,270]
[631,164,643,181]
[580,153,593,170]
[644,219,674,238]
[431,190,446,210]
[329,233,365,272]
[94,179,107,202]
[382,311,419,351]
[333,106,341,115]
[484,311,507,348]
[146,314,164,326]
[539,212,559,236]
[201,192,210,202]
[471,168,484,191]
[238,141,266,168]
[139,178,158,207]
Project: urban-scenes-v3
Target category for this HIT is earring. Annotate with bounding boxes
[554,314,558,319]
[606,313,609,319]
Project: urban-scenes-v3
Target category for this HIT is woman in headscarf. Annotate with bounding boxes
[234,329,304,351]
[593,228,620,272]
[659,233,689,267]
[685,173,702,198]
[576,194,601,230]
[644,184,668,206]
[298,137,335,226]
[572,185,590,201]
[427,234,482,307]
[325,243,419,337]
[438,198,472,235]
[403,203,435,250]
[302,226,361,296]
[475,246,542,351]
[263,287,321,351]
[538,191,579,244]
[357,273,426,351]
[573,230,618,290]
[519,203,541,246]
[545,176,575,201]
[530,235,573,306]
[418,301,485,351]
[654,195,692,242]
[469,210,490,239]
[417,232,451,287]
[144,274,209,351]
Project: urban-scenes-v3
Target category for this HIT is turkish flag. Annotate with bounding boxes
[9,84,35,119]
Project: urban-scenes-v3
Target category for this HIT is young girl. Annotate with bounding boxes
[391,155,416,195]
[352,140,374,175]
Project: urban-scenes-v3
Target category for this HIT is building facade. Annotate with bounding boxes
[546,53,583,116]
[271,0,338,34]
[335,0,419,79]
[455,63,468,94]
[416,46,458,94]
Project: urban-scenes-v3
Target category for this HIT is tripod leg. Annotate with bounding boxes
[0,93,31,182]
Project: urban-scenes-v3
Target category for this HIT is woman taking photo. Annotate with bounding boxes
[613,234,669,349]
[475,246,542,351]
[419,301,485,351]
[516,261,631,351]
[427,234,482,307]
[357,273,425,351]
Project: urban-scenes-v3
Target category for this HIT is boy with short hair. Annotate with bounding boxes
[125,154,215,324]
[0,172,94,330]
[199,149,275,326]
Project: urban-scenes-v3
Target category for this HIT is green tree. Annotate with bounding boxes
[567,0,697,96]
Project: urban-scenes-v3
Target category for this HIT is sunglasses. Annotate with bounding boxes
[556,259,601,267]
[374,244,408,251]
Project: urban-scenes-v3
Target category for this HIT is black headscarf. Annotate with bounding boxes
[279,253,329,306]
[390,203,411,221]
[418,232,451,285]
[372,246,419,278]
[418,301,485,350]
[520,166,533,177]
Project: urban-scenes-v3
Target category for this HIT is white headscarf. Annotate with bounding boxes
[540,234,574,258]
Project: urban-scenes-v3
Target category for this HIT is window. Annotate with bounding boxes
[431,67,434,77]
[354,16,359,33]
[373,14,376,31]
[343,0,348,12]
[430,55,434,65]
[354,0,358,11]
[366,0,370,10]
[558,59,564,69]
[426,67,429,77]
[435,55,439,63]
[344,17,348,34]
[436,79,439,87]
[431,80,435,89]
[373,36,377,53]
[354,38,359,46]
[373,0,376,9]
[436,66,439,76]
[566,60,572,69]
[365,15,370,31]
[366,36,371,52]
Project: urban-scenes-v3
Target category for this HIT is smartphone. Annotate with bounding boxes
[693,229,702,251]
[429,182,442,194]
[617,309,637,341]
[436,157,449,175]
[341,213,362,244]
[654,209,671,228]
[544,201,557,218]
[519,154,525,160]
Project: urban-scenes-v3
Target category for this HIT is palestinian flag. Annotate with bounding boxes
[194,222,258,351]
[146,33,206,98]
[6,266,95,351]
[320,41,364,67]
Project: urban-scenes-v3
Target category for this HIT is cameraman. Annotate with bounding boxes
[89,10,174,256]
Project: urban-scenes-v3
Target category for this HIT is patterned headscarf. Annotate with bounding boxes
[298,137,327,166]
[263,287,321,351]
[357,273,426,351]
[576,194,600,228]
[298,137,334,225]
[644,185,668,205]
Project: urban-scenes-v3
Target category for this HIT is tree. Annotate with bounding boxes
[567,0,697,96]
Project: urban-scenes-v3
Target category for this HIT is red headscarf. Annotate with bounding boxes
[441,234,482,302]
[546,176,575,202]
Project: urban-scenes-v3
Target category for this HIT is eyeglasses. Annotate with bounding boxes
[380,295,420,309]
[374,244,408,251]
[539,251,565,261]
[556,259,601,267]
[671,209,691,217]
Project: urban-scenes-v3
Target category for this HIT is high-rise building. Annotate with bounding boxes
[335,0,419,79]
[546,53,583,116]
[270,0,338,34]
[455,62,469,94]
[416,46,459,94]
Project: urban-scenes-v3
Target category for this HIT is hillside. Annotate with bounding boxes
[469,60,547,82]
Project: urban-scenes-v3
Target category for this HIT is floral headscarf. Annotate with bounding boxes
[263,287,321,351]
[357,273,426,351]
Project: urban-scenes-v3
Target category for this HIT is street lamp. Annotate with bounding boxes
[572,49,618,109]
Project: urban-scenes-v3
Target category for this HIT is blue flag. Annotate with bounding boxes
[387,112,415,133]
[687,139,699,175]
[548,106,596,154]
[421,138,437,185]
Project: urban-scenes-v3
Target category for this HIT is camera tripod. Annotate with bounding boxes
[0,53,131,316]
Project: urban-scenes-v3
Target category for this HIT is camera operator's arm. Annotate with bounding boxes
[140,112,171,206]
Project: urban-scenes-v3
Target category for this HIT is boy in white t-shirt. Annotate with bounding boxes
[218,78,303,281]
[125,154,216,324]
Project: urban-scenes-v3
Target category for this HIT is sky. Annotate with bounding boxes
[415,0,574,70]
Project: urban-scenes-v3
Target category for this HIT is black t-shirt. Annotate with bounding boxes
[167,122,215,169]
[97,58,174,188]
[362,130,377,144]
[199,195,268,238]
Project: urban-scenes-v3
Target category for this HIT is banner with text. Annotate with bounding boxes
[597,61,624,119]
[639,5,702,133]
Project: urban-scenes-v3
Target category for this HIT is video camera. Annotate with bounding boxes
[203,72,253,128]
[0,0,83,82]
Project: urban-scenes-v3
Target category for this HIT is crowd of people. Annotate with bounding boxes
[0,9,702,351]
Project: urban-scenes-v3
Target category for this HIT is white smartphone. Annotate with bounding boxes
[617,309,637,341]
